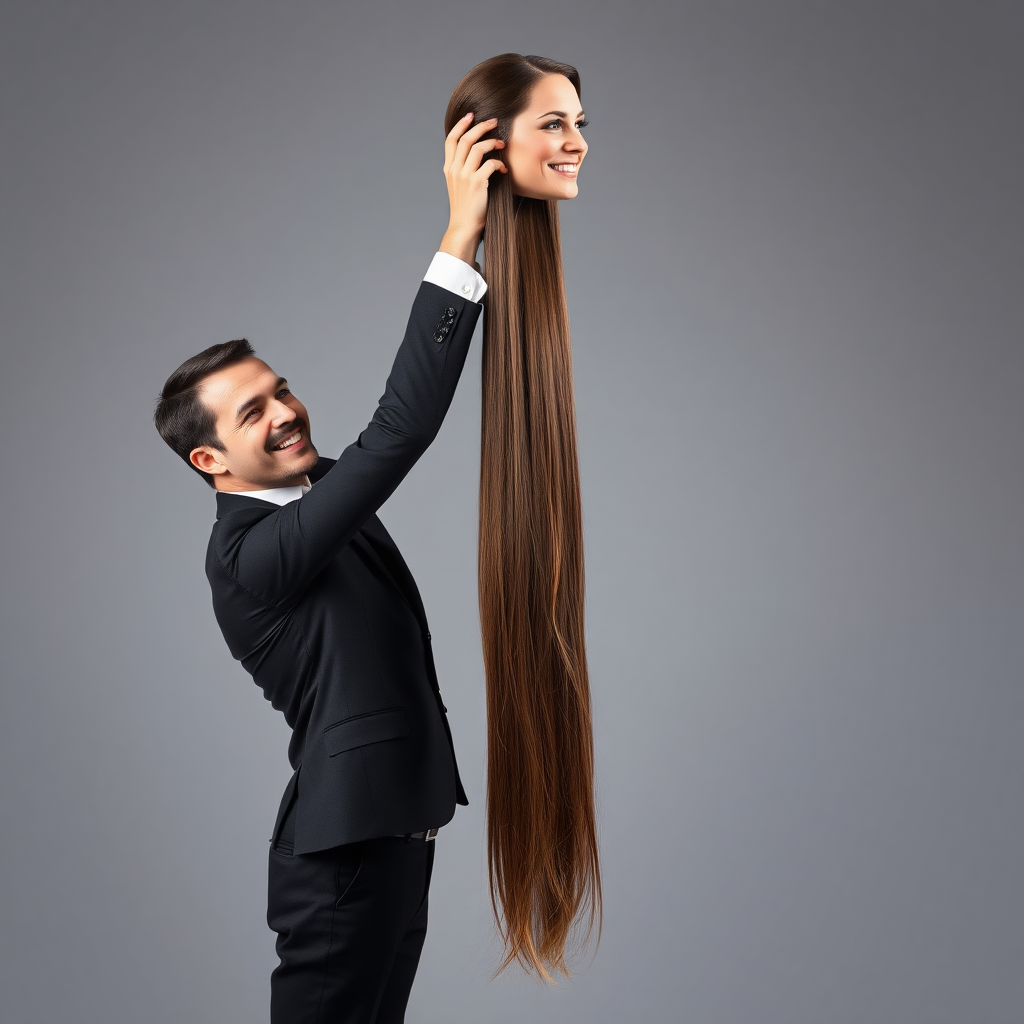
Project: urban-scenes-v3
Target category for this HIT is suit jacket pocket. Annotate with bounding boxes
[323,708,410,757]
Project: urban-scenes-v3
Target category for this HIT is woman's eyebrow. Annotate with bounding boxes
[534,109,586,120]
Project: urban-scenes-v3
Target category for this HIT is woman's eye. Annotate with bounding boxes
[576,119,589,130]
[543,120,562,130]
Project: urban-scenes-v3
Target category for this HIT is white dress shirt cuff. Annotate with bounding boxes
[423,251,487,303]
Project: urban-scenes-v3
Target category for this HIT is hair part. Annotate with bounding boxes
[447,54,601,980]
[154,338,255,487]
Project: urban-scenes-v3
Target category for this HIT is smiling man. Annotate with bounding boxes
[153,113,506,1023]
[191,363,318,489]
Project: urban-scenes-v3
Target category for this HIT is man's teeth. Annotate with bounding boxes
[274,431,301,450]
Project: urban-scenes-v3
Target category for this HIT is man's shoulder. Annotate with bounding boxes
[205,495,278,583]
[308,455,337,483]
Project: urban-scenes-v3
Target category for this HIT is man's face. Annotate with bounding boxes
[189,356,319,490]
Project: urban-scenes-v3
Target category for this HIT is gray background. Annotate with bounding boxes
[1,1,1021,1022]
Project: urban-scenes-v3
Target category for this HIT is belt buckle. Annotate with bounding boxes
[425,827,438,842]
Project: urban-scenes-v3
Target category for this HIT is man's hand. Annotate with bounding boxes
[440,113,507,265]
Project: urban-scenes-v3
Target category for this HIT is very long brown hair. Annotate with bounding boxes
[445,54,600,979]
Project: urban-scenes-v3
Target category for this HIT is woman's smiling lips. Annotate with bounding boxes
[549,162,579,178]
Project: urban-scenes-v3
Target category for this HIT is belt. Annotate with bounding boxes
[395,828,439,842]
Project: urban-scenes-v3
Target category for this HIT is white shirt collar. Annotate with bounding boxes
[224,481,311,506]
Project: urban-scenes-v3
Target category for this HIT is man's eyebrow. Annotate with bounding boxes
[535,110,585,120]
[235,377,287,422]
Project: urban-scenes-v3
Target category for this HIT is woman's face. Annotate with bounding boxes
[505,74,588,201]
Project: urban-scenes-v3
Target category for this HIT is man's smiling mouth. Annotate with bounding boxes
[271,429,304,451]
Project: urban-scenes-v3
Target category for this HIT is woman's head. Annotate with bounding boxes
[445,53,587,201]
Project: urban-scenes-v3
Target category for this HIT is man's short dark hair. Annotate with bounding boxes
[154,338,255,487]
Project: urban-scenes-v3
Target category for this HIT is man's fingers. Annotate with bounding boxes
[455,122,499,167]
[444,112,475,158]
[476,157,508,179]
[465,137,505,171]
[442,115,505,237]
[448,115,499,163]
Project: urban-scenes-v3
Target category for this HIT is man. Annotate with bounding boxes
[154,114,507,1022]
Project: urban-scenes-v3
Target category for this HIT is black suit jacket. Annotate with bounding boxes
[205,282,480,855]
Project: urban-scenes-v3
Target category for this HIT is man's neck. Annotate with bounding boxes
[215,474,311,493]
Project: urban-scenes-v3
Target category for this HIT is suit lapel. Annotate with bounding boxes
[356,517,429,631]
[313,459,429,625]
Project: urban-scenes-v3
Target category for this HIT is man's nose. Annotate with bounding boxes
[269,398,295,424]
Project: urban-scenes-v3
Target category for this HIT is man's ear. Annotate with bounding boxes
[190,446,228,476]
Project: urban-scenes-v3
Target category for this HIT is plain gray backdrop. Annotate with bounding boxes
[2,1,1021,1022]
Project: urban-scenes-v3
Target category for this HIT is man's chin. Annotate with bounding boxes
[247,445,320,489]
[276,443,318,483]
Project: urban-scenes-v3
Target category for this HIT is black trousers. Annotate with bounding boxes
[268,805,436,1024]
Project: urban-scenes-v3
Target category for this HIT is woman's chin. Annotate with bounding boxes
[548,175,580,200]
[512,183,580,201]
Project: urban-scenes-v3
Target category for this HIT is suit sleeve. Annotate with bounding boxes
[212,281,481,606]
